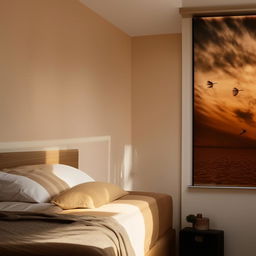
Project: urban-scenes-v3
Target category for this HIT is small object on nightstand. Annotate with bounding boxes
[186,213,209,230]
[180,227,224,256]
[186,214,197,226]
[194,213,209,230]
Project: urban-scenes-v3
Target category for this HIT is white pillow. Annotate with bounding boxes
[0,164,94,203]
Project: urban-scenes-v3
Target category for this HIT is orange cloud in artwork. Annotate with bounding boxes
[194,15,256,148]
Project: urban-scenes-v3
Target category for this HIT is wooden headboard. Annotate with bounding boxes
[0,149,78,169]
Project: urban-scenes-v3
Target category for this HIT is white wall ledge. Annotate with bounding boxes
[188,185,256,190]
[180,4,256,17]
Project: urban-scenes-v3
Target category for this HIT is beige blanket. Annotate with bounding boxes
[0,211,135,256]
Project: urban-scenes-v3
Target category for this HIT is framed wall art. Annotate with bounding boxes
[193,14,256,188]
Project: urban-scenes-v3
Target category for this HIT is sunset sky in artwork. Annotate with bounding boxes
[193,15,256,147]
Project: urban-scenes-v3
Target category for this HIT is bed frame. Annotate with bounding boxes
[0,148,175,256]
[0,149,78,169]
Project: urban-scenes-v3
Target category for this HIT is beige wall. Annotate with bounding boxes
[0,0,182,238]
[0,0,131,182]
[131,34,182,233]
[182,17,256,256]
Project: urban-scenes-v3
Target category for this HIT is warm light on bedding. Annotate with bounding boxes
[62,193,172,256]
[0,191,173,256]
[63,201,147,256]
[51,182,128,209]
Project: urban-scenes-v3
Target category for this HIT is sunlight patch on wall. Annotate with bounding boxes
[121,144,133,190]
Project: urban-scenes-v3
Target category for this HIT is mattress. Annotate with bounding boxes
[62,191,173,256]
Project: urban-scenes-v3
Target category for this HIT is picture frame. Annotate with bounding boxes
[193,14,256,188]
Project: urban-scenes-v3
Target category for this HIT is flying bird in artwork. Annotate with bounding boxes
[207,80,217,88]
[233,87,243,96]
[239,129,247,136]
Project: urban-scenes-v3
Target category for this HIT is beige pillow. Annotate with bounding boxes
[51,182,128,209]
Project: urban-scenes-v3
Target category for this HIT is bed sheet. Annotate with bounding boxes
[0,192,173,256]
[62,191,173,256]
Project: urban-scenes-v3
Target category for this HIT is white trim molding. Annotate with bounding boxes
[180,4,256,17]
[0,136,110,152]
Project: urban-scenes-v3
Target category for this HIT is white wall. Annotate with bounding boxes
[182,17,256,256]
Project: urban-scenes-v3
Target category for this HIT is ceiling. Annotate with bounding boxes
[79,0,182,36]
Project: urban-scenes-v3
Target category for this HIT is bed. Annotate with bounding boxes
[0,149,176,256]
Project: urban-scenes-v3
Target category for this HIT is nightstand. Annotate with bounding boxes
[180,227,224,256]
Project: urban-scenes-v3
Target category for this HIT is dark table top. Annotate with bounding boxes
[181,227,224,235]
